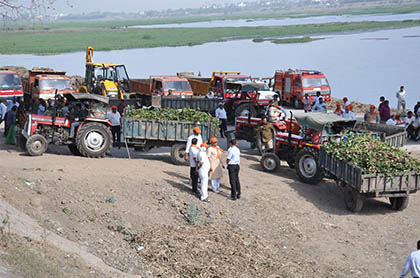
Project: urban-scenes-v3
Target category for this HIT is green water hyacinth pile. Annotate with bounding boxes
[125,108,219,125]
[324,132,420,175]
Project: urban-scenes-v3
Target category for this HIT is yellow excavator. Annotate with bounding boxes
[79,46,130,101]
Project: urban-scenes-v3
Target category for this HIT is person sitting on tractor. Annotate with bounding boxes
[305,128,322,144]
[69,104,88,138]
[257,117,277,152]
[267,105,286,123]
[273,94,280,106]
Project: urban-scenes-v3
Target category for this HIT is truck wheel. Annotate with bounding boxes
[75,122,112,158]
[26,134,48,156]
[171,143,187,165]
[68,144,81,156]
[296,147,324,184]
[390,196,409,211]
[260,153,280,172]
[235,104,257,118]
[344,188,364,213]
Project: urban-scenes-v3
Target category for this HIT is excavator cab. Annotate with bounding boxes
[79,46,130,100]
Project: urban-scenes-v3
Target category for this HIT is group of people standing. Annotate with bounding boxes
[185,127,241,202]
[0,96,25,143]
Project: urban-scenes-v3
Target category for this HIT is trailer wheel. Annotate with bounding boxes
[68,144,81,156]
[296,147,324,184]
[390,196,409,211]
[260,153,280,172]
[76,122,112,158]
[171,143,187,165]
[26,134,48,156]
[344,188,364,213]
[235,103,257,118]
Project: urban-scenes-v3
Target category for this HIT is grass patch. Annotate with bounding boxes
[0,20,419,54]
[253,36,324,44]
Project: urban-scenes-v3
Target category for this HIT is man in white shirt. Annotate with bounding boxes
[400,240,420,278]
[396,85,406,114]
[342,104,356,120]
[215,103,227,138]
[312,91,321,106]
[312,97,327,113]
[0,100,7,125]
[226,139,241,201]
[185,127,203,161]
[406,111,417,140]
[188,138,201,194]
[108,105,122,148]
[386,114,397,126]
[197,142,211,202]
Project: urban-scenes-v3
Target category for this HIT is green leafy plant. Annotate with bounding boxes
[324,132,420,175]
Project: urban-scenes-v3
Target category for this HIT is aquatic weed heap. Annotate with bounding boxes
[324,133,420,175]
[125,108,219,125]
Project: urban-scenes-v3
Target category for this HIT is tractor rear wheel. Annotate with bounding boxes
[26,134,48,156]
[390,196,409,211]
[75,122,112,158]
[296,147,324,184]
[260,153,280,172]
[234,103,257,118]
[171,143,187,165]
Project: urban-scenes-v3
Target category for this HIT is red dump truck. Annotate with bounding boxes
[130,75,194,106]
[179,72,253,97]
[274,69,331,109]
[23,69,77,110]
[0,70,24,99]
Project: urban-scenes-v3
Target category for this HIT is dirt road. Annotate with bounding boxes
[1,129,420,277]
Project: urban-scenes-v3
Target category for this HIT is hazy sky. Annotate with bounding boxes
[53,0,241,14]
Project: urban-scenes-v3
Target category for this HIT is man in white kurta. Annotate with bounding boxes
[197,143,211,201]
[207,137,225,193]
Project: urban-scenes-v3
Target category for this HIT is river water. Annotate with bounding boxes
[1,26,419,108]
[129,12,420,28]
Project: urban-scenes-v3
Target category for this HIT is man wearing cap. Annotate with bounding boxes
[334,102,344,116]
[364,105,380,124]
[207,137,225,193]
[215,103,227,138]
[197,142,211,202]
[108,105,122,148]
[343,97,350,108]
[185,127,203,161]
[189,138,201,194]
[342,104,356,120]
[227,139,241,201]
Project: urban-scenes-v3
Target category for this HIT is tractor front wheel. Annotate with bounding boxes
[260,153,280,172]
[26,134,48,156]
[296,147,324,184]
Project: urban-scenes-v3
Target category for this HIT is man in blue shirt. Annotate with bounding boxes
[401,240,420,278]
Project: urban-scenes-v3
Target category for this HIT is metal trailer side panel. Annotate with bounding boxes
[161,97,222,113]
[123,118,215,142]
[320,148,420,195]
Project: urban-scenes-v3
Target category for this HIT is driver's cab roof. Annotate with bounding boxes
[87,62,118,68]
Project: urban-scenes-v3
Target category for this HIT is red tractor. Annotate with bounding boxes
[223,81,275,122]
[260,112,356,184]
[20,93,112,157]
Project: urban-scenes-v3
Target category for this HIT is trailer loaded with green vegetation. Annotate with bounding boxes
[319,133,420,212]
[123,108,218,165]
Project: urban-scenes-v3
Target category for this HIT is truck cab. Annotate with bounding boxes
[210,72,253,98]
[0,71,23,99]
[150,75,193,96]
[24,70,77,110]
[274,69,331,109]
